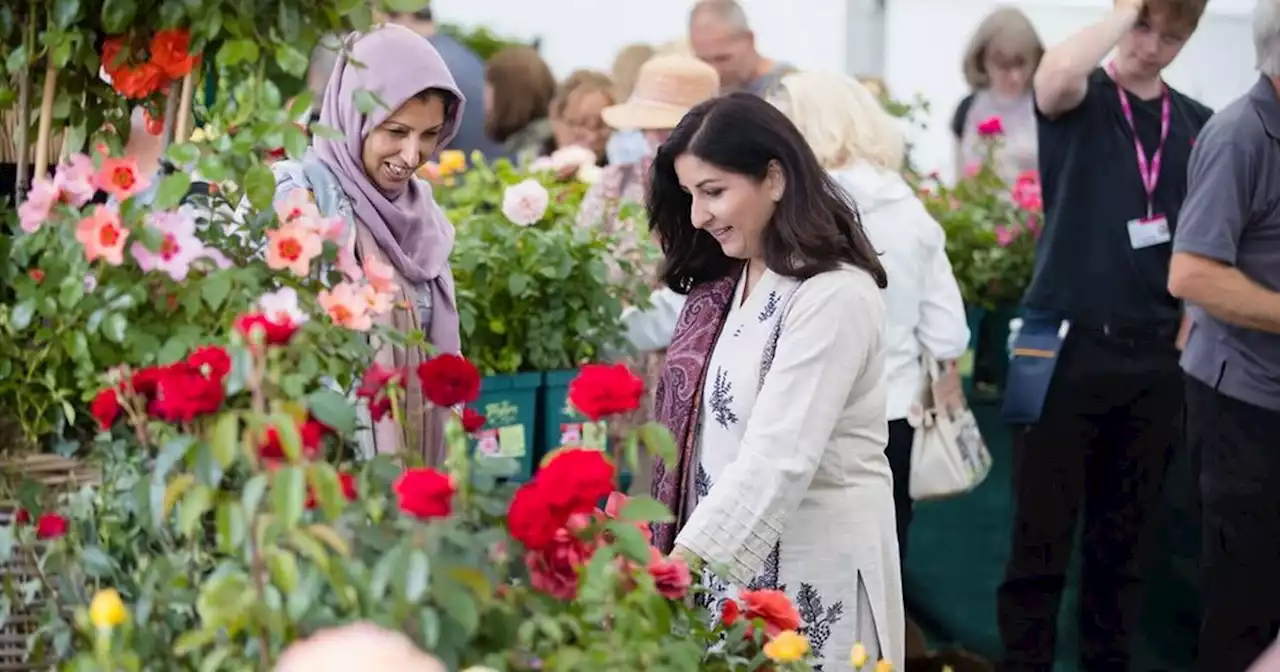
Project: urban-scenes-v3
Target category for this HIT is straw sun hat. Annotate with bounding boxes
[601,54,720,131]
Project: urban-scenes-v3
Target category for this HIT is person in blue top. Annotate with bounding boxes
[386,8,504,160]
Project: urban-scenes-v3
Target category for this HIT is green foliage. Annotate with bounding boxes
[440,155,656,376]
[438,24,530,61]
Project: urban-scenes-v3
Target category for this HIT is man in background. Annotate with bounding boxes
[687,0,795,98]
[386,8,504,158]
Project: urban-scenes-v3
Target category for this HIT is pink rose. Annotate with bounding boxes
[501,179,550,226]
[525,515,595,600]
[647,548,692,600]
[977,115,1004,136]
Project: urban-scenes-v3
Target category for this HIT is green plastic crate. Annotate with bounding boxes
[539,369,631,492]
[470,372,542,482]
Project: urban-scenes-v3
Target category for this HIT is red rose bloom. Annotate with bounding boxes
[567,363,645,420]
[187,345,231,379]
[460,407,486,434]
[35,513,68,540]
[526,521,595,600]
[537,448,616,515]
[90,388,120,431]
[506,482,562,550]
[356,363,404,422]
[740,589,802,637]
[112,62,168,100]
[101,36,127,75]
[647,547,692,600]
[235,312,298,346]
[306,471,358,509]
[12,509,30,526]
[150,363,225,423]
[976,115,1004,137]
[149,28,198,79]
[393,467,456,520]
[721,598,741,627]
[416,354,481,408]
[258,419,325,463]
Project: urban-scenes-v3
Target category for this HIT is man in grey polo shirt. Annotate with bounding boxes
[1167,2,1280,668]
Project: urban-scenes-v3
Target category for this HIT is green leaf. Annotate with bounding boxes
[353,89,382,115]
[173,627,217,656]
[9,300,34,330]
[306,462,345,520]
[210,413,239,468]
[404,550,431,604]
[154,172,192,209]
[270,413,304,461]
[639,422,677,464]
[384,0,429,12]
[215,502,246,553]
[266,548,300,592]
[274,45,308,77]
[618,496,673,524]
[217,38,260,67]
[78,546,115,577]
[155,436,196,479]
[310,123,343,140]
[242,472,269,515]
[102,313,128,344]
[433,578,480,636]
[507,272,530,297]
[177,484,214,537]
[288,92,315,121]
[4,44,26,74]
[201,270,233,310]
[306,389,355,435]
[244,163,276,210]
[100,0,138,33]
[271,465,307,529]
[606,521,652,564]
[370,544,405,601]
[166,142,200,167]
[196,155,229,182]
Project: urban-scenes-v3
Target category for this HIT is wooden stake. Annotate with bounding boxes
[12,11,35,202]
[160,79,181,152]
[32,56,57,181]
[174,70,196,144]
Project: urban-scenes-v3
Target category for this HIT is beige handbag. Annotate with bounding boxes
[906,349,992,501]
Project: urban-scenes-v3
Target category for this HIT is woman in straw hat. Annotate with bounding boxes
[576,54,719,495]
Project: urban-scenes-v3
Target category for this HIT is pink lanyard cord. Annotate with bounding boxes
[1107,62,1171,217]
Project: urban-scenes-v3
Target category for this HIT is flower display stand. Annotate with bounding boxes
[469,372,542,482]
[539,369,632,493]
[0,455,99,671]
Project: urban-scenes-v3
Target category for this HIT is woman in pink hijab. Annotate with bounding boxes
[273,24,465,464]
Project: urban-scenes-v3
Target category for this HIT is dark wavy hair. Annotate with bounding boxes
[647,92,887,294]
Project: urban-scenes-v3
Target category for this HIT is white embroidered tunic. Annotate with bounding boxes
[676,264,905,668]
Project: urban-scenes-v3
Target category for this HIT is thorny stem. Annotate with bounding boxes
[247,516,272,668]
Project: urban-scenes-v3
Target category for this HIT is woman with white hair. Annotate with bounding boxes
[769,71,971,569]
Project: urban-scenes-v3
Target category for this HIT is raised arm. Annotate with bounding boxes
[673,270,883,583]
[1033,0,1143,117]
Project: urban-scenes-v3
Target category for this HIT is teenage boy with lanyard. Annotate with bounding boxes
[996,0,1211,670]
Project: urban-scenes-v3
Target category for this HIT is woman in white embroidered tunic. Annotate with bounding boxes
[648,93,904,667]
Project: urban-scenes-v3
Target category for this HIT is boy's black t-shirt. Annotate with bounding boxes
[1022,67,1213,326]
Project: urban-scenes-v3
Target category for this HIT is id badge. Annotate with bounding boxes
[1127,214,1171,249]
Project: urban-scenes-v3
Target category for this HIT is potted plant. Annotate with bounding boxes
[431,150,656,480]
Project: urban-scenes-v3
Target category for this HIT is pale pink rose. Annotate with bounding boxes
[55,154,97,207]
[550,145,598,172]
[963,162,981,178]
[75,205,130,266]
[361,284,394,316]
[576,163,603,184]
[131,210,205,281]
[501,179,549,226]
[647,547,692,600]
[528,157,555,173]
[336,243,364,282]
[275,189,321,226]
[258,287,308,327]
[274,622,446,672]
[363,255,398,295]
[18,179,58,234]
[318,282,373,331]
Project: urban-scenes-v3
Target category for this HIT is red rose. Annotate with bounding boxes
[187,345,231,379]
[740,589,802,637]
[567,363,645,420]
[356,363,405,422]
[151,364,225,422]
[90,388,120,431]
[460,407,486,434]
[976,115,1004,137]
[112,62,169,100]
[647,547,692,600]
[526,522,595,600]
[506,482,562,550]
[258,418,325,463]
[393,467,455,520]
[35,513,68,540]
[12,509,30,526]
[721,598,741,627]
[149,28,198,79]
[537,448,616,515]
[416,354,481,408]
[235,312,298,346]
[101,36,127,75]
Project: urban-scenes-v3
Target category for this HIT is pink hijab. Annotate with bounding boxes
[313,24,465,353]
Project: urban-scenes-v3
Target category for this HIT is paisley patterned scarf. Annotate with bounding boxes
[650,271,738,553]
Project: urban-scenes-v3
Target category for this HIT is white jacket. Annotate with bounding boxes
[831,161,970,421]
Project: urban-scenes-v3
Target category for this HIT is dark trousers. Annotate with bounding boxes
[1187,375,1280,672]
[885,418,915,565]
[997,325,1181,672]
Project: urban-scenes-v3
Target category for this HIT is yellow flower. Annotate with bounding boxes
[89,588,128,629]
[850,642,869,668]
[438,150,467,176]
[874,659,894,672]
[762,630,810,663]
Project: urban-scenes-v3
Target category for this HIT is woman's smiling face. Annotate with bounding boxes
[674,152,781,261]
[361,93,448,193]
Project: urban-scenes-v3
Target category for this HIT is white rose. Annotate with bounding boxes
[549,145,598,172]
[501,178,550,226]
[576,163,603,185]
